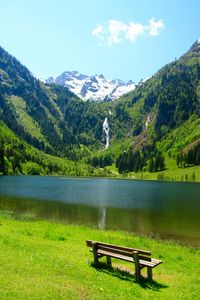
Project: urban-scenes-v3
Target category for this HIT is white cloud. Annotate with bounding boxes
[125,22,145,42]
[92,17,165,46]
[91,25,104,46]
[92,25,104,37]
[148,17,165,36]
[108,19,127,45]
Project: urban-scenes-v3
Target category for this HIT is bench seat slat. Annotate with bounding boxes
[86,240,151,256]
[98,245,140,258]
[98,249,133,262]
[97,249,162,268]
[98,245,152,262]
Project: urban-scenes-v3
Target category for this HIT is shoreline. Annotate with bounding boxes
[1,173,200,185]
[1,210,199,249]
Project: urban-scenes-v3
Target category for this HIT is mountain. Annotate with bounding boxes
[187,38,200,52]
[1,40,200,179]
[127,39,200,139]
[0,46,117,158]
[46,71,136,101]
[112,39,200,174]
[0,45,135,175]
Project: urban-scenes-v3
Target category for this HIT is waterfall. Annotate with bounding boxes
[145,114,151,130]
[103,117,110,149]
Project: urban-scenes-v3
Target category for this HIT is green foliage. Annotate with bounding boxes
[87,152,113,168]
[0,139,6,174]
[155,67,198,137]
[116,150,145,173]
[0,122,118,177]
[148,153,165,173]
[177,141,200,167]
[24,162,44,175]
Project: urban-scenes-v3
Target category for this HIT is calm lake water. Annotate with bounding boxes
[0,176,200,247]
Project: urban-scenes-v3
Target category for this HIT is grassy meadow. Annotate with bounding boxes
[0,212,200,299]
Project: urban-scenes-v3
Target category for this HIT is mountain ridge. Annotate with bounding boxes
[46,71,136,101]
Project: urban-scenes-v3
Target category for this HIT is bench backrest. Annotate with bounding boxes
[86,239,151,262]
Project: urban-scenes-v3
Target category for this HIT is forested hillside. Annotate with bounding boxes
[0,46,128,175]
[112,40,200,178]
[1,41,200,179]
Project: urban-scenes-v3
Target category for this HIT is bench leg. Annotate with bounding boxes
[147,267,153,280]
[106,256,112,267]
[93,251,99,266]
[92,242,99,266]
[133,251,141,282]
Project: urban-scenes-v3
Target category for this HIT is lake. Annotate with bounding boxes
[0,176,200,247]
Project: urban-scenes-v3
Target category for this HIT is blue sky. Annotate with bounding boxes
[0,0,200,82]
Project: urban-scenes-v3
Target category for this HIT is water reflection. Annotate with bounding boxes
[98,207,106,230]
[0,193,200,247]
[0,176,200,247]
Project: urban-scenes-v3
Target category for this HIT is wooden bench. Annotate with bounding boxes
[86,240,162,282]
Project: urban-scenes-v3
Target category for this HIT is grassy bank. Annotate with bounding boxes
[108,157,200,183]
[0,213,200,299]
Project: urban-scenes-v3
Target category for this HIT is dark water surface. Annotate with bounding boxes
[0,176,200,246]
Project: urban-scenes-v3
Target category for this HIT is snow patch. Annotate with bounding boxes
[48,71,136,101]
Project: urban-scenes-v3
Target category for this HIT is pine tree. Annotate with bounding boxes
[0,140,5,175]
[159,154,165,170]
[195,146,200,165]
[154,155,160,171]
[148,158,154,173]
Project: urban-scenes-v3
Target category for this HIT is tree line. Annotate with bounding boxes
[0,140,6,174]
[116,148,165,174]
[116,150,145,173]
[148,153,165,172]
[177,142,200,167]
[87,153,113,168]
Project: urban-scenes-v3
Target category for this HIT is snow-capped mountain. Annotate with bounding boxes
[46,71,136,101]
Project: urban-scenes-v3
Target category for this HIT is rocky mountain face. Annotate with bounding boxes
[47,71,136,101]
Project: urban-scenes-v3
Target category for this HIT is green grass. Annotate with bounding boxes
[124,157,200,182]
[0,213,200,299]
